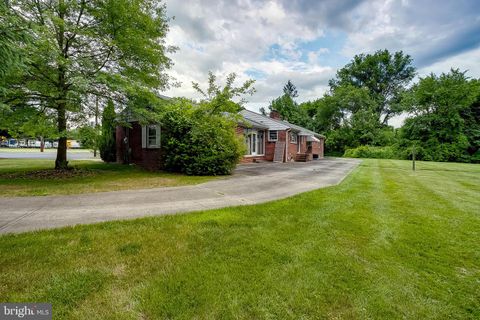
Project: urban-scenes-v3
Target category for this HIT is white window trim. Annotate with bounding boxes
[268,130,278,142]
[290,132,298,144]
[142,124,161,149]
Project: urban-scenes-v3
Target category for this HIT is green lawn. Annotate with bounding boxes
[0,159,216,196]
[0,159,479,319]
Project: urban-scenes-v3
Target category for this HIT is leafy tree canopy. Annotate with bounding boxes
[192,71,256,115]
[329,49,416,124]
[400,69,479,162]
[0,1,28,83]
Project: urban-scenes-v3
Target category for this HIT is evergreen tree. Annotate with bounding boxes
[283,80,298,98]
[99,100,116,163]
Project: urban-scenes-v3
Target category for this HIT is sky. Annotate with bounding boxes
[162,0,480,127]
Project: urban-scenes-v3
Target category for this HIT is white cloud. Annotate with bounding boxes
[162,0,480,116]
[417,47,480,78]
[163,0,332,108]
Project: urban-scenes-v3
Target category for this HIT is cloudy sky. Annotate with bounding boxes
[162,0,480,125]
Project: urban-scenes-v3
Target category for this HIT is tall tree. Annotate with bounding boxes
[311,85,393,154]
[267,81,307,125]
[283,80,298,98]
[269,94,297,120]
[3,0,175,169]
[329,49,415,124]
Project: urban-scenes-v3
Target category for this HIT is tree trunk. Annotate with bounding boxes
[40,136,44,152]
[55,105,68,169]
[55,0,68,170]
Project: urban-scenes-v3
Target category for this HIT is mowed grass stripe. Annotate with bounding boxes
[383,162,479,318]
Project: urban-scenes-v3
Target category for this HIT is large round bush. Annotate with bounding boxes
[161,100,244,175]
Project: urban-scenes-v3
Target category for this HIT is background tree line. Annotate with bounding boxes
[1,0,478,174]
[265,50,480,163]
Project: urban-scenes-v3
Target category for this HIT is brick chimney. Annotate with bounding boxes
[270,109,281,120]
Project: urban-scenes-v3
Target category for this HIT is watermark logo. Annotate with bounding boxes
[0,303,51,320]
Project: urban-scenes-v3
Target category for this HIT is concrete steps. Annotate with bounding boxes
[295,153,308,162]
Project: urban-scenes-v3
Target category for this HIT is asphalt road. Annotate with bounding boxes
[0,158,361,234]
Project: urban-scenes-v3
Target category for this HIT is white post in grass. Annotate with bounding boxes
[412,144,416,171]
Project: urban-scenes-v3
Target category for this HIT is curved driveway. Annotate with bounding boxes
[0,158,360,234]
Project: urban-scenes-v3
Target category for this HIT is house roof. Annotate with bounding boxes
[306,135,321,142]
[239,109,290,130]
[282,121,325,138]
[239,109,325,138]
[240,117,269,129]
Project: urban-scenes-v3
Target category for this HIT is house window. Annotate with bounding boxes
[290,132,298,144]
[143,124,160,148]
[268,130,278,141]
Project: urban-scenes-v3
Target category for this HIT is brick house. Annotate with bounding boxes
[116,109,325,170]
[116,121,163,170]
[238,109,325,163]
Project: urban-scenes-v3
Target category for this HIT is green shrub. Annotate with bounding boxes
[160,100,244,176]
[344,145,398,159]
[471,149,480,163]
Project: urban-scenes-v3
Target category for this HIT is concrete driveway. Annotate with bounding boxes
[0,158,360,234]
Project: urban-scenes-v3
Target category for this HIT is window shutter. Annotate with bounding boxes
[141,125,146,148]
[156,125,161,147]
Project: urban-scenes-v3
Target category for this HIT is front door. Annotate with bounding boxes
[251,132,257,155]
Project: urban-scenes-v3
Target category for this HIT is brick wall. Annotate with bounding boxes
[116,122,164,170]
[286,131,298,161]
[310,138,325,159]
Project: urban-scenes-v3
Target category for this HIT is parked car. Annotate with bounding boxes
[8,139,18,148]
[67,140,81,149]
[18,139,27,148]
